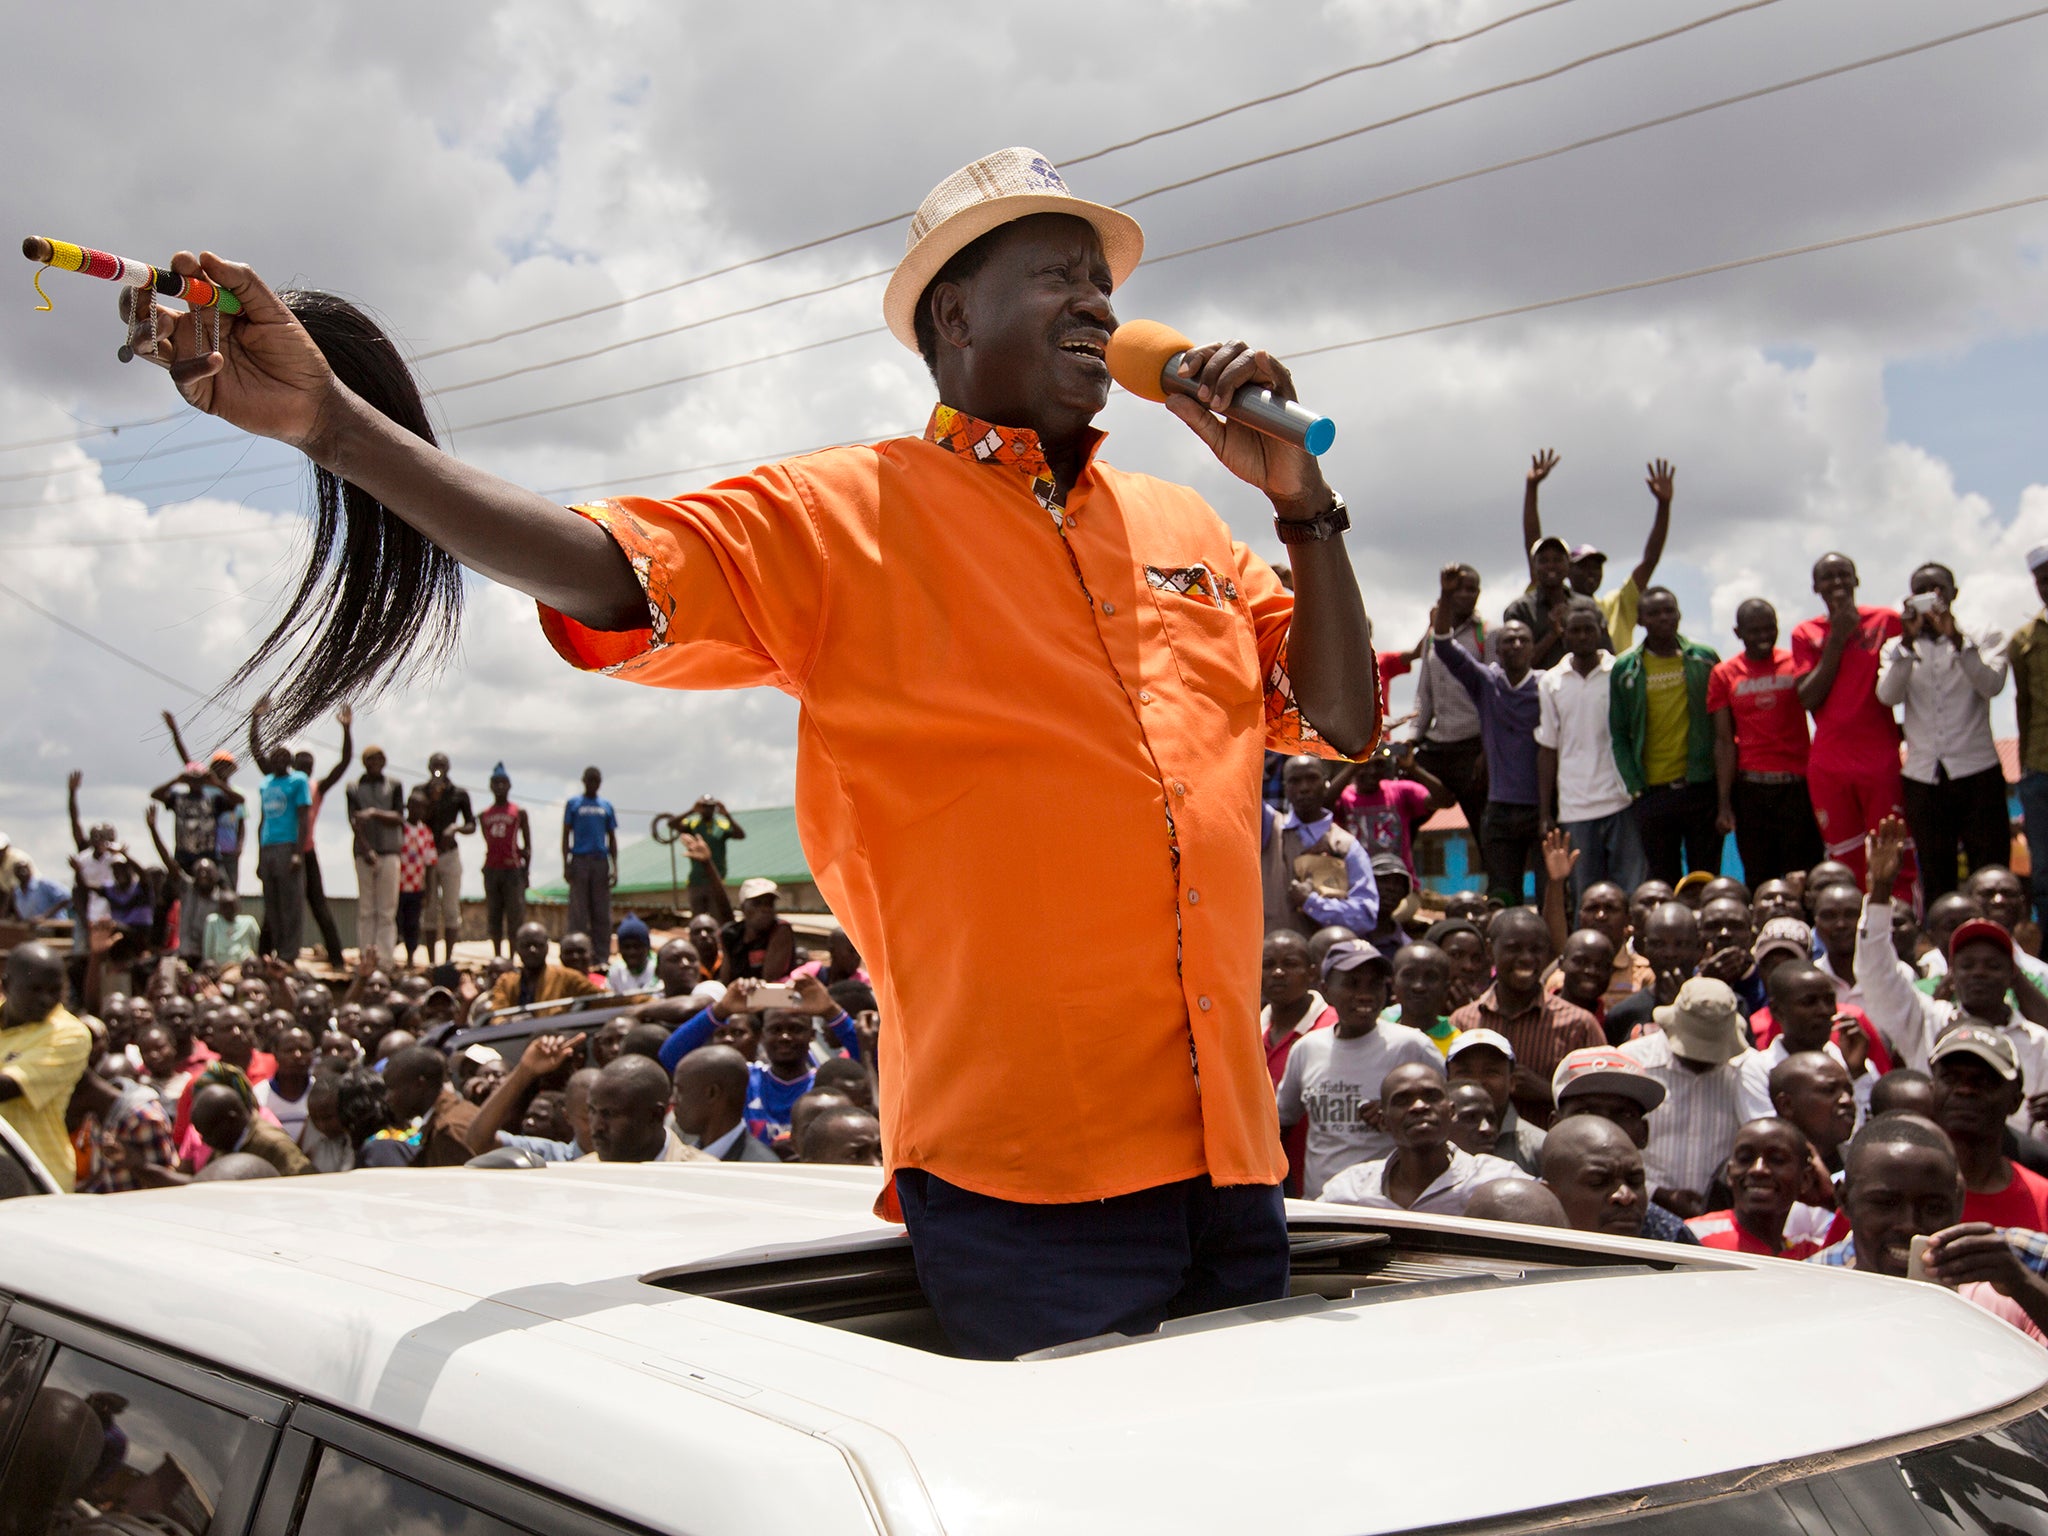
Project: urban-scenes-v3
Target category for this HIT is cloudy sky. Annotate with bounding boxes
[4,0,2045,895]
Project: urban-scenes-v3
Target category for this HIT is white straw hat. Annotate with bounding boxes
[882,147,1144,353]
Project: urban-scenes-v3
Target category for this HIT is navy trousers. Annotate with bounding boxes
[894,1169,1290,1360]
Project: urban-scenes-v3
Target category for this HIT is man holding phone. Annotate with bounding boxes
[1877,562,2010,902]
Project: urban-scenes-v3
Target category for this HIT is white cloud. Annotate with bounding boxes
[3,0,2045,893]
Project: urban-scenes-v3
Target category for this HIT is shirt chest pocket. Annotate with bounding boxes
[1144,561,1259,696]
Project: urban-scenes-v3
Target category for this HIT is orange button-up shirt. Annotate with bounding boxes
[539,405,1366,1204]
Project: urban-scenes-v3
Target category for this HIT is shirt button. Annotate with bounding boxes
[1102,600,1116,615]
[1188,889,1201,904]
[1197,995,1212,1012]
[1138,690,1152,704]
[1173,781,1186,796]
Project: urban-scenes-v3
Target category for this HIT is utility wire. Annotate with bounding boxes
[1144,5,2048,267]
[1287,189,2048,358]
[1112,0,1784,208]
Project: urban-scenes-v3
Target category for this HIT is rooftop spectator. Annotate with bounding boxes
[1521,450,1675,654]
[1793,553,1910,887]
[345,743,406,963]
[1535,597,1644,907]
[677,796,746,915]
[563,765,619,961]
[1276,940,1439,1198]
[1618,977,1758,1219]
[477,764,532,959]
[1876,562,2009,903]
[1409,563,1490,833]
[1443,1028,1545,1175]
[417,751,476,968]
[1320,1061,1520,1214]
[1432,603,1543,908]
[1610,586,1722,885]
[721,879,798,983]
[1708,598,1823,884]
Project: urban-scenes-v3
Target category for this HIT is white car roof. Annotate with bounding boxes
[2,1165,2043,1536]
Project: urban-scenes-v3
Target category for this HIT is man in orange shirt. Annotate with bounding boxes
[116,147,1378,1359]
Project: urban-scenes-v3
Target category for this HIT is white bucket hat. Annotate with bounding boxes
[882,147,1144,353]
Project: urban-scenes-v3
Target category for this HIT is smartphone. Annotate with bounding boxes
[1906,1233,1934,1283]
[748,983,800,1010]
[1906,591,1946,617]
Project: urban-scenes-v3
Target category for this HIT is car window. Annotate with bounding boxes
[0,1344,254,1536]
[1576,1408,2048,1533]
[0,1135,46,1201]
[294,1446,535,1536]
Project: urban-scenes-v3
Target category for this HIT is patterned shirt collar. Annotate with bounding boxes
[922,404,1104,523]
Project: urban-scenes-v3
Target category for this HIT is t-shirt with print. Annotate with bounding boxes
[72,849,118,923]
[1641,652,1690,784]
[258,769,312,847]
[678,808,736,879]
[479,801,524,870]
[166,781,228,861]
[1337,777,1433,873]
[1790,607,1903,774]
[1706,650,1810,776]
[564,795,617,858]
[1275,1022,1443,1198]
[745,1062,815,1144]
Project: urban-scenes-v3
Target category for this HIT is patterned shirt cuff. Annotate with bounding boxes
[536,502,672,677]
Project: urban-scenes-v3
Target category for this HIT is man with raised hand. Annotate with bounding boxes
[1518,450,1675,656]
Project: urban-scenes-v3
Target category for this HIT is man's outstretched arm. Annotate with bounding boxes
[1632,460,1674,592]
[129,252,646,633]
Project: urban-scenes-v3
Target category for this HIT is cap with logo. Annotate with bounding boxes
[1653,976,1746,1065]
[1320,939,1390,983]
[1751,916,1814,970]
[1551,1045,1668,1113]
[1566,543,1605,563]
[1930,1021,2020,1081]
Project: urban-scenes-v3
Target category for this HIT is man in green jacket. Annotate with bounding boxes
[1610,587,1722,884]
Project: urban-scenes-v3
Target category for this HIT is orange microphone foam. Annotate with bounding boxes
[1106,319,1194,403]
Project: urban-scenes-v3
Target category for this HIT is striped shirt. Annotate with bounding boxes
[1618,1029,1758,1198]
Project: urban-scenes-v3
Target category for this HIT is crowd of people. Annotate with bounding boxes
[6,442,2048,1343]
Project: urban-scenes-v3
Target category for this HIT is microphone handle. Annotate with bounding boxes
[1158,352,1336,457]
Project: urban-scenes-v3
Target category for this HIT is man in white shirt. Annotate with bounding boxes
[1320,1060,1521,1213]
[1618,976,1759,1217]
[1855,815,2048,1133]
[1876,562,2009,902]
[1276,940,1441,1197]
[1536,598,1646,908]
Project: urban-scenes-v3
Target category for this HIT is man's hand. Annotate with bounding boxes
[1835,1014,1871,1077]
[1541,827,1578,882]
[606,862,619,890]
[1652,1187,1707,1220]
[712,978,760,1019]
[854,1009,881,1063]
[67,770,83,793]
[679,832,713,863]
[1925,1223,2029,1293]
[88,918,119,956]
[119,251,340,450]
[1826,595,1861,648]
[337,703,353,727]
[1528,449,1560,485]
[146,804,160,829]
[1715,801,1736,836]
[1644,458,1675,504]
[1699,946,1750,987]
[1287,879,1314,911]
[791,974,840,1017]
[518,1032,582,1078]
[1163,342,1327,514]
[1866,814,1908,898]
[1427,600,1449,636]
[2027,1089,2048,1128]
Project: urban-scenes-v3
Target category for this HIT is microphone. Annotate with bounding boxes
[1106,319,1336,457]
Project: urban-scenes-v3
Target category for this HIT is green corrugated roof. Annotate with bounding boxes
[530,805,811,899]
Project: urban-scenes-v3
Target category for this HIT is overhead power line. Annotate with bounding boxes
[1112,0,1785,208]
[1287,189,2048,358]
[1144,5,2048,267]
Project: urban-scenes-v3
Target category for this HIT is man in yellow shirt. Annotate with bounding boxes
[1521,451,1676,653]
[0,942,92,1192]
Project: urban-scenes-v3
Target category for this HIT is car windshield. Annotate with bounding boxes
[1568,1405,2048,1533]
